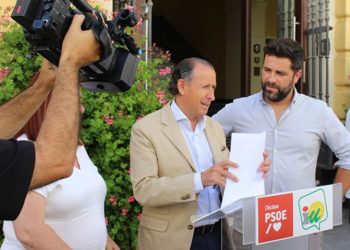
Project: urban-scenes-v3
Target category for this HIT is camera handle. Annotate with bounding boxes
[71,0,94,13]
[118,33,142,56]
[78,11,113,61]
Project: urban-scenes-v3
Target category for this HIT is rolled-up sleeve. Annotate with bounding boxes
[322,107,350,169]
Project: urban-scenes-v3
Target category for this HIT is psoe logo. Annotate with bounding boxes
[298,189,328,230]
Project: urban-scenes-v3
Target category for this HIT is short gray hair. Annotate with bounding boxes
[168,57,214,96]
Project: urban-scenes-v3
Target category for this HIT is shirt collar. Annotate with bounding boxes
[170,99,206,131]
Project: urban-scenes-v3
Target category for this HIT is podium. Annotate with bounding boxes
[191,184,343,250]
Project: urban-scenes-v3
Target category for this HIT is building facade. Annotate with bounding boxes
[1,0,350,119]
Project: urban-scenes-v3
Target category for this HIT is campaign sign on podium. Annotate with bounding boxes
[191,183,342,250]
[256,185,333,245]
[257,193,294,244]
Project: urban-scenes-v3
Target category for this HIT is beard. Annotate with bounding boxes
[262,79,294,102]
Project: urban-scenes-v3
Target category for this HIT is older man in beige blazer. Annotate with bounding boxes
[130,58,269,250]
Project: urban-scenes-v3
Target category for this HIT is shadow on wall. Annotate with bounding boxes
[152,15,201,64]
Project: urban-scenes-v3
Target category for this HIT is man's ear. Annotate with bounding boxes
[293,69,302,84]
[177,79,186,95]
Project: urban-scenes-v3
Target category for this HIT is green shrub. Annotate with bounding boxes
[81,55,171,249]
[0,7,41,103]
[0,6,172,249]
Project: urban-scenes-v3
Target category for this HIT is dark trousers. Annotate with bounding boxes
[190,220,221,250]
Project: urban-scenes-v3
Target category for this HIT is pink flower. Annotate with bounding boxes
[128,196,135,203]
[156,90,165,99]
[109,195,118,206]
[137,213,142,220]
[103,115,114,125]
[137,115,144,121]
[159,67,171,76]
[3,67,9,75]
[125,5,134,11]
[165,51,172,61]
[121,207,128,216]
[137,17,143,26]
[105,216,109,225]
[156,90,168,106]
[159,99,169,105]
[0,67,10,82]
[128,168,132,174]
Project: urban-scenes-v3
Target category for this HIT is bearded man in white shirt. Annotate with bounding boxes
[213,38,350,250]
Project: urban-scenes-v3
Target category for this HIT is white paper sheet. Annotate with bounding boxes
[221,131,266,214]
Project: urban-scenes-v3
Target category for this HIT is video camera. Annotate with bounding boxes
[11,0,142,92]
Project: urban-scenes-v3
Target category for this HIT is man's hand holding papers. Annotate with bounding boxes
[221,132,270,214]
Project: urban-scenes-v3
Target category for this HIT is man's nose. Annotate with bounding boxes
[267,72,277,83]
[208,89,215,101]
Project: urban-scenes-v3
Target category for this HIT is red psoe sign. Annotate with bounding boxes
[257,193,294,244]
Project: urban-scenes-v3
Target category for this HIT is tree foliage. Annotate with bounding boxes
[0,6,172,249]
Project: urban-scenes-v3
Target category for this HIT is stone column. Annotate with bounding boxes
[334,0,350,119]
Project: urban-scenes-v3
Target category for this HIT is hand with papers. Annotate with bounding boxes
[201,160,239,187]
[191,133,271,224]
[259,151,271,178]
[221,131,270,214]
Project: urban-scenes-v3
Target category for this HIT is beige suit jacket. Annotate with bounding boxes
[130,103,231,250]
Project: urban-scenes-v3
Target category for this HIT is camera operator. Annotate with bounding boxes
[0,14,100,220]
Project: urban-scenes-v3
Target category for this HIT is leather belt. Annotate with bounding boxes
[194,220,221,235]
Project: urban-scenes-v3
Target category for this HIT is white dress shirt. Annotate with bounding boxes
[213,90,350,194]
[346,109,350,132]
[171,101,220,226]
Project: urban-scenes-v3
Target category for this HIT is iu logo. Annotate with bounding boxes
[298,189,328,230]
[257,193,293,244]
